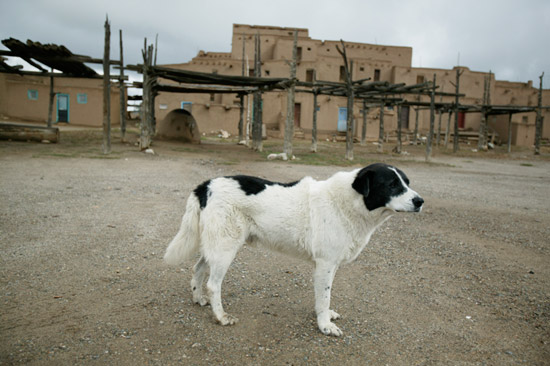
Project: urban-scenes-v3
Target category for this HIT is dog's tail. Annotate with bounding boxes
[164,193,201,266]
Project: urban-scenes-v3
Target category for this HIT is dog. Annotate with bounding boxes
[164,163,423,336]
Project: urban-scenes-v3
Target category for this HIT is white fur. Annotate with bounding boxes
[164,166,421,336]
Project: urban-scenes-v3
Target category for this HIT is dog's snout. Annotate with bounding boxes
[413,196,424,209]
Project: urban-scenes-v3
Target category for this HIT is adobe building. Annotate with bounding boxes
[155,24,548,146]
[0,72,121,127]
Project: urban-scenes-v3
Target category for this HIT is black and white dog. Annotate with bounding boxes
[164,163,423,336]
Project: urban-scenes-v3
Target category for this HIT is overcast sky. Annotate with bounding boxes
[1,0,548,88]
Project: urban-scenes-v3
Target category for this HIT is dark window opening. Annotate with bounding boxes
[306,69,315,82]
[416,75,425,84]
[374,69,381,81]
[339,66,346,82]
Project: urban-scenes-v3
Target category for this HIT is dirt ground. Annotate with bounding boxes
[1,127,549,365]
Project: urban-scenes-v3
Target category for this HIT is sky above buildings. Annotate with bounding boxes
[1,0,548,87]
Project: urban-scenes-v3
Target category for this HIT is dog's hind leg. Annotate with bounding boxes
[191,256,209,306]
[314,259,343,337]
[205,244,240,326]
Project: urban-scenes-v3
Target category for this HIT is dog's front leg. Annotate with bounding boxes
[314,259,342,337]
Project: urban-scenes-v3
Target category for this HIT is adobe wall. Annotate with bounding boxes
[0,73,121,127]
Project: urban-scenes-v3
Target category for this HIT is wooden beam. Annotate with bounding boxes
[0,123,59,143]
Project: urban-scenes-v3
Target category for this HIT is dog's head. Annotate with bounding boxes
[352,163,424,212]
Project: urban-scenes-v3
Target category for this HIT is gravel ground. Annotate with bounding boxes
[1,135,549,365]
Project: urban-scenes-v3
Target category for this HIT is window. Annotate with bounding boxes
[181,101,192,112]
[522,116,528,124]
[306,69,315,82]
[265,70,270,76]
[374,69,381,81]
[339,66,346,82]
[27,89,38,100]
[296,47,302,62]
[77,93,88,104]
[416,75,425,84]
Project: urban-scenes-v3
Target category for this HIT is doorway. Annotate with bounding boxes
[56,93,69,123]
[294,103,301,127]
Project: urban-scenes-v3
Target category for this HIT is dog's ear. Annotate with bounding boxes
[352,168,372,197]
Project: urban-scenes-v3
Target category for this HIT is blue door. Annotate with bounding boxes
[337,107,347,132]
[57,94,70,123]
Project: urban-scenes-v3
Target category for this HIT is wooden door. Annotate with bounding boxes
[57,94,69,123]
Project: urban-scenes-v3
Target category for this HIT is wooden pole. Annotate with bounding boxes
[534,72,544,155]
[345,60,354,160]
[361,100,368,146]
[47,71,54,128]
[252,33,263,151]
[283,30,298,159]
[425,74,436,161]
[396,103,402,154]
[140,39,155,150]
[119,29,126,142]
[478,72,490,151]
[413,107,419,145]
[102,16,111,155]
[238,34,245,143]
[311,71,318,153]
[378,101,384,153]
[453,69,462,153]
[508,113,512,154]
[444,110,452,148]
[436,108,442,146]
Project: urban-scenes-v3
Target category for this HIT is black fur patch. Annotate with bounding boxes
[193,180,211,209]
[352,163,409,211]
[230,175,299,196]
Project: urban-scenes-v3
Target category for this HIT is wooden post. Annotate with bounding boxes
[508,113,512,154]
[425,74,436,161]
[378,101,384,153]
[102,16,111,155]
[238,34,246,143]
[345,60,354,160]
[478,72,490,151]
[396,104,402,154]
[336,40,354,160]
[453,68,462,153]
[436,108,442,146]
[119,29,126,142]
[361,100,368,146]
[47,71,54,128]
[283,30,298,159]
[444,110,452,148]
[238,94,245,143]
[311,87,318,152]
[140,39,155,150]
[413,107,419,145]
[252,33,263,151]
[534,72,544,155]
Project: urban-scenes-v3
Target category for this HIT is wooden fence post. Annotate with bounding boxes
[283,30,298,159]
[396,103,402,154]
[361,100,368,146]
[425,74,436,161]
[252,33,263,151]
[311,88,318,153]
[507,113,513,153]
[47,72,54,128]
[102,16,111,155]
[534,72,544,155]
[453,68,462,153]
[378,101,384,153]
[413,107,419,145]
[119,29,126,142]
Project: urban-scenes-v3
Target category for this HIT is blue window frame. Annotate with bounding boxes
[28,89,38,100]
[181,101,192,112]
[77,93,88,104]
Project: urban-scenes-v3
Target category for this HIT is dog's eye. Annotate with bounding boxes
[390,180,400,188]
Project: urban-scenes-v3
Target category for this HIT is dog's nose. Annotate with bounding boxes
[413,196,424,209]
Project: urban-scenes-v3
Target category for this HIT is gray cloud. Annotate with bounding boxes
[1,0,548,85]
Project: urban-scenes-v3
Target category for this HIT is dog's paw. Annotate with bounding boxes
[193,296,209,307]
[319,322,343,337]
[218,313,238,326]
[329,310,341,320]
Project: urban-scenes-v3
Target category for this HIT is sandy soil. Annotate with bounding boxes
[1,131,549,365]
